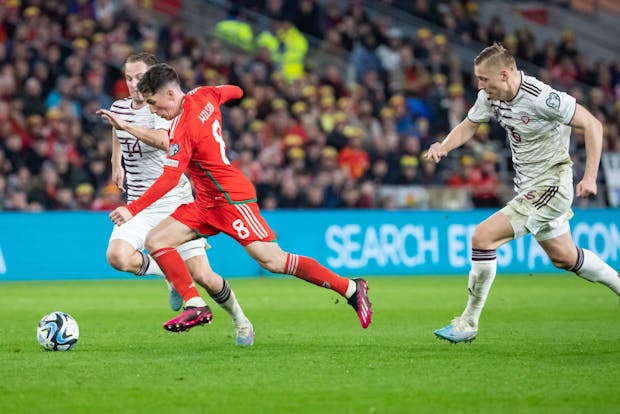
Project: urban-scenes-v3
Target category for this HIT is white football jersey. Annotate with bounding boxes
[467,72,577,190]
[110,98,192,206]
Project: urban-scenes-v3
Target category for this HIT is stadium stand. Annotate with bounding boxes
[0,0,618,211]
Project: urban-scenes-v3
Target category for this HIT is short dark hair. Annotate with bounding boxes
[137,63,180,96]
[124,52,158,72]
[474,42,516,69]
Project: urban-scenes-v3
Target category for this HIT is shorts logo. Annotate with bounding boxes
[546,92,560,110]
[169,143,180,157]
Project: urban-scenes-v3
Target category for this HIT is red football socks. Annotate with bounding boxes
[151,247,200,301]
[285,254,349,296]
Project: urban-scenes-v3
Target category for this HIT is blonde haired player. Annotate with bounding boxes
[98,53,254,346]
[426,43,620,343]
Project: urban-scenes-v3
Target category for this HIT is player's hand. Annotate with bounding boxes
[425,142,448,163]
[111,166,126,193]
[97,109,128,130]
[576,178,597,198]
[110,206,133,226]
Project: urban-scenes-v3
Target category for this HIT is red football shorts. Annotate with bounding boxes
[171,201,276,246]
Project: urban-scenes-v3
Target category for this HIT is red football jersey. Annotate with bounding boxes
[127,85,255,215]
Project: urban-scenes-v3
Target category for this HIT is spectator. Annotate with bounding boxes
[74,182,95,210]
[338,125,370,179]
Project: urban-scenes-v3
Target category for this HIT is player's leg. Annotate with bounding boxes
[244,240,372,328]
[146,214,213,332]
[107,210,181,310]
[435,210,514,343]
[463,211,515,325]
[216,202,372,327]
[107,212,166,276]
[107,239,149,274]
[538,231,620,295]
[179,241,254,346]
[531,177,620,295]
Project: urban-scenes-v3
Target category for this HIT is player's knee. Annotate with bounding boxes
[471,228,493,250]
[106,249,132,272]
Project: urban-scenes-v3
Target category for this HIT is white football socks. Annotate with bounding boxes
[220,291,250,326]
[145,255,165,277]
[186,296,207,307]
[573,248,620,295]
[461,249,497,328]
[345,279,357,298]
[210,279,250,326]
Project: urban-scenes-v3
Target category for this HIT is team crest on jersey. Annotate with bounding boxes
[546,92,560,110]
[169,143,180,157]
[520,112,530,124]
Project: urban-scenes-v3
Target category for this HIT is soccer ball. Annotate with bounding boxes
[37,311,79,351]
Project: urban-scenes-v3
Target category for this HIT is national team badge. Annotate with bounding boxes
[520,112,530,124]
[545,92,560,110]
[169,143,180,156]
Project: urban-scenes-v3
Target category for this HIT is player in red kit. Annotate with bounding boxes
[110,63,372,332]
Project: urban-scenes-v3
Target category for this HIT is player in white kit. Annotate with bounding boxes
[425,43,620,343]
[97,53,254,345]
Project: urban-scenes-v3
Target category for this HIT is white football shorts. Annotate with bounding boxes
[500,178,574,242]
[109,203,209,261]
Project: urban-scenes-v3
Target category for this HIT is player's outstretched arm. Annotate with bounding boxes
[98,108,169,151]
[215,85,243,103]
[125,167,183,217]
[425,118,479,163]
[570,104,603,198]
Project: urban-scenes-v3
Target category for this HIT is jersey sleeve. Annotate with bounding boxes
[165,117,192,172]
[126,116,192,215]
[534,86,577,124]
[467,90,492,123]
[126,167,183,215]
[213,85,243,104]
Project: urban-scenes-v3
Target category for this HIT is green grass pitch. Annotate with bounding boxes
[1,275,619,413]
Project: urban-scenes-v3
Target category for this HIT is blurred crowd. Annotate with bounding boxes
[0,0,619,212]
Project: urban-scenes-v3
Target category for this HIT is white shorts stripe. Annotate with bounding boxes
[234,204,268,239]
[239,204,269,238]
[238,204,269,238]
[235,204,267,239]
[233,204,257,236]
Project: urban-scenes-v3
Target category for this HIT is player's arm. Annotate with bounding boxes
[98,108,169,150]
[110,129,125,193]
[215,85,243,103]
[109,166,183,225]
[569,103,603,197]
[425,118,479,163]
